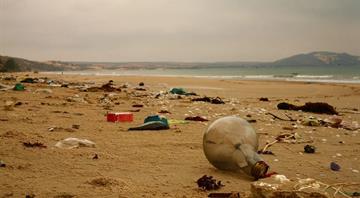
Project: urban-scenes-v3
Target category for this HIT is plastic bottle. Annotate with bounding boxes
[203,116,269,180]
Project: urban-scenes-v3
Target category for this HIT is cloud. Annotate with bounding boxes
[0,0,359,61]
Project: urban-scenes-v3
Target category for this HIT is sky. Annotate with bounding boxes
[0,0,360,62]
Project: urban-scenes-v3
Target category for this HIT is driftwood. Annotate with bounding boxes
[266,112,296,121]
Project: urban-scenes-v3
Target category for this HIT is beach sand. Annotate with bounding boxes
[1,73,360,197]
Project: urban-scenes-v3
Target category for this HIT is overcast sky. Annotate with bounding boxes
[0,0,359,62]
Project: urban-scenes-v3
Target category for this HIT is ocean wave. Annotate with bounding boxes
[243,75,273,79]
[294,75,333,79]
[45,71,360,84]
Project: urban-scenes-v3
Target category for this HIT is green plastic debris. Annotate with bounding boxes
[128,115,169,131]
[13,83,25,91]
[169,88,197,96]
[170,88,186,95]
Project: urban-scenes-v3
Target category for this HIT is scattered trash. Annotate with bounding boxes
[330,162,341,171]
[301,116,321,126]
[4,101,14,111]
[192,96,224,104]
[134,87,146,91]
[23,141,47,148]
[257,150,274,155]
[158,110,171,114]
[185,116,209,122]
[273,175,290,183]
[21,78,38,83]
[275,132,312,144]
[14,101,22,106]
[208,192,240,198]
[66,95,87,103]
[72,124,80,129]
[0,160,6,167]
[25,193,36,198]
[168,119,189,125]
[265,112,296,121]
[169,88,196,96]
[128,109,141,112]
[203,116,269,179]
[246,119,257,123]
[277,102,338,115]
[13,83,25,91]
[0,83,12,91]
[259,97,269,102]
[304,145,316,153]
[197,175,224,191]
[86,81,121,92]
[128,115,169,131]
[48,127,76,132]
[300,115,360,131]
[55,137,95,149]
[251,177,343,198]
[107,112,133,122]
[34,88,53,94]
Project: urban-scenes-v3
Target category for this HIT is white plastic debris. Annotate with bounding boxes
[55,137,95,149]
[274,175,290,183]
[35,88,53,94]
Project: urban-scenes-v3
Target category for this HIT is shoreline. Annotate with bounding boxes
[42,71,360,85]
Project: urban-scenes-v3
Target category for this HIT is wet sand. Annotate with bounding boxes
[1,73,360,197]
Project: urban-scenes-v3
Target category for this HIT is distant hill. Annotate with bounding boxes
[271,51,360,67]
[1,51,359,72]
[0,55,81,72]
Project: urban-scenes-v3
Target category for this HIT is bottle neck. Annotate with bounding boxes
[251,161,269,180]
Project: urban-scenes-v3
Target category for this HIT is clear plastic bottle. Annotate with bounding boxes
[203,116,269,180]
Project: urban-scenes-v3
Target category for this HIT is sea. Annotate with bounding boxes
[54,65,360,84]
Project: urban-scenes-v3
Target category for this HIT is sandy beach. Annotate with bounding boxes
[1,73,360,197]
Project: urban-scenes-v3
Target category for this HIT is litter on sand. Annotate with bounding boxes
[197,175,224,191]
[13,83,25,91]
[203,116,269,180]
[23,141,47,148]
[301,115,360,131]
[304,145,316,153]
[251,175,360,198]
[85,81,122,92]
[185,116,209,122]
[128,115,169,131]
[277,102,338,115]
[55,137,96,149]
[169,88,197,96]
[192,96,225,104]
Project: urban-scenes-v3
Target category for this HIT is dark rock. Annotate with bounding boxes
[185,116,208,122]
[304,145,316,153]
[259,97,269,102]
[330,162,341,171]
